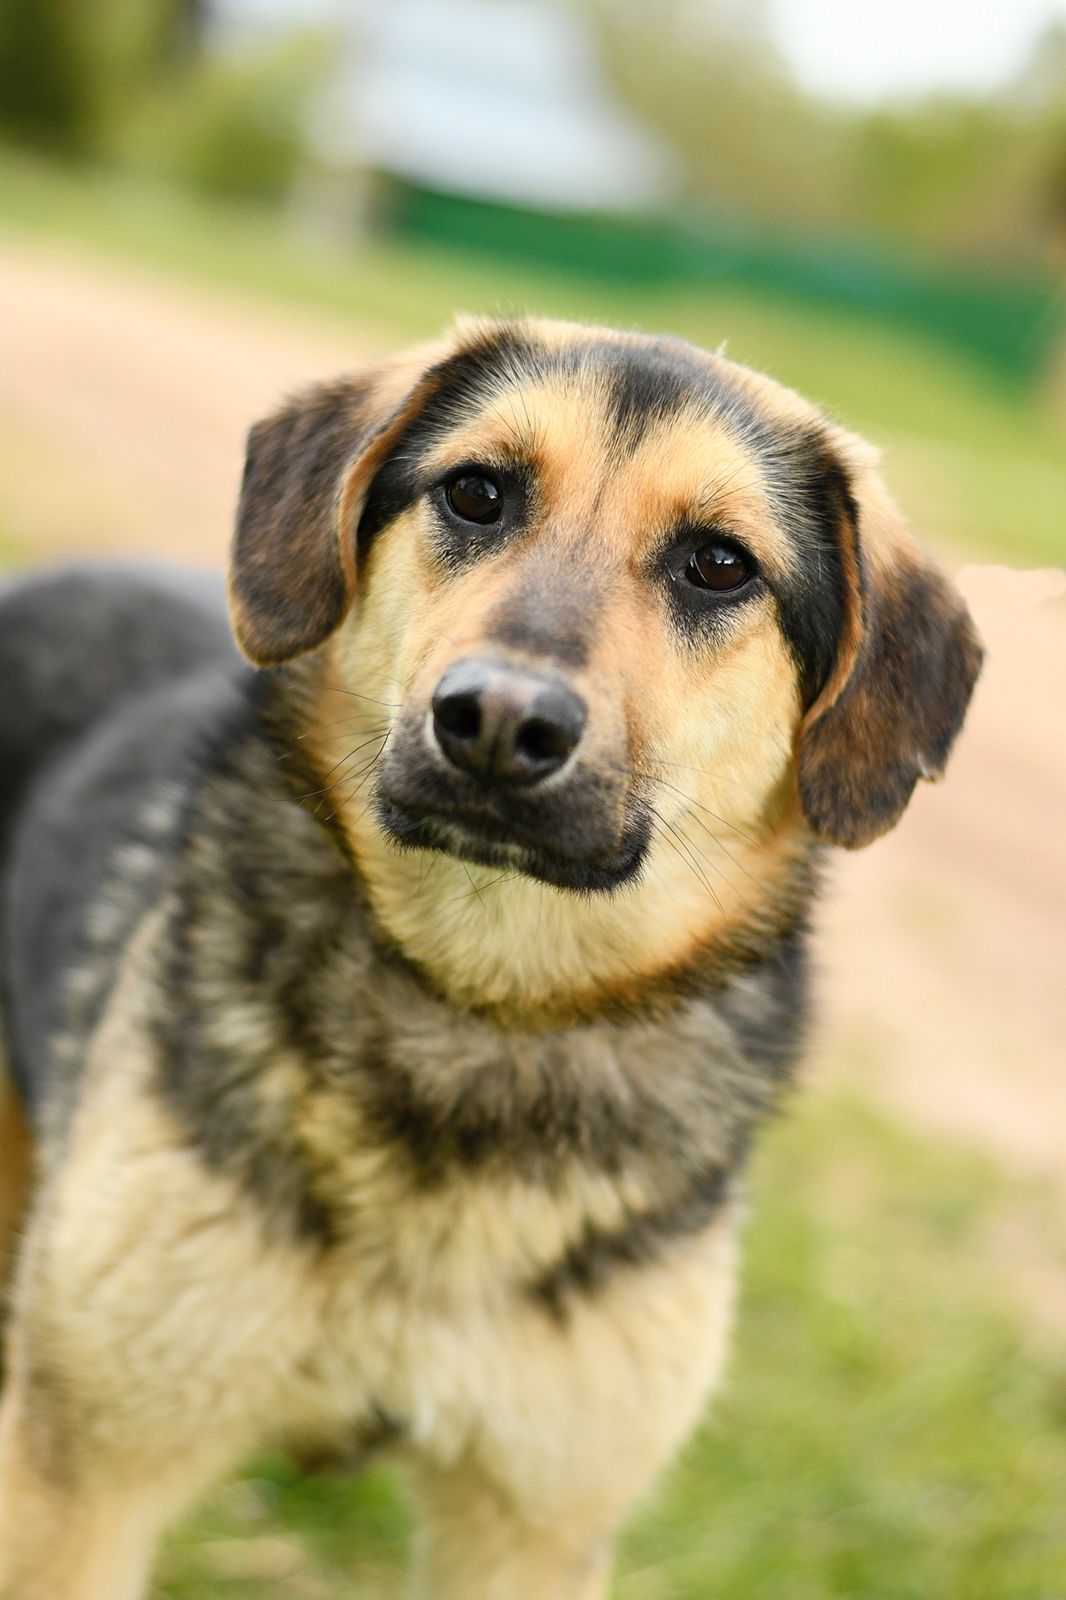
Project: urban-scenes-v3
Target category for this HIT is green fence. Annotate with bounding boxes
[388,183,1063,389]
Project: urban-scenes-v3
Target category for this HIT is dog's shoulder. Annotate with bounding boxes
[0,566,253,1117]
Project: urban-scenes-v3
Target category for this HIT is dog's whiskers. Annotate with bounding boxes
[319,733,392,817]
[681,807,760,891]
[319,683,401,710]
[676,816,757,915]
[458,861,487,907]
[447,870,519,905]
[295,731,394,804]
[641,757,755,791]
[647,805,725,916]
[647,776,757,849]
[296,712,394,740]
[316,730,393,788]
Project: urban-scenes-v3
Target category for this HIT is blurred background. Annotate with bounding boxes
[1,1,1064,1596]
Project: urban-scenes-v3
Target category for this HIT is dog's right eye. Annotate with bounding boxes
[444,473,502,525]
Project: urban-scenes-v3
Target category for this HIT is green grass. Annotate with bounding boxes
[156,1092,1066,1600]
[1,150,1063,566]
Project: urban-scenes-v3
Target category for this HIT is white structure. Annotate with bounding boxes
[310,0,678,213]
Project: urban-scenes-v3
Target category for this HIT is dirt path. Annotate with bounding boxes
[1,235,1063,1207]
[814,562,1065,1176]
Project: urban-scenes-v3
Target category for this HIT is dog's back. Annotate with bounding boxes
[0,565,236,851]
[0,566,241,1116]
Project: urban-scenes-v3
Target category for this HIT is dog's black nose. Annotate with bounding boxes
[431,658,586,786]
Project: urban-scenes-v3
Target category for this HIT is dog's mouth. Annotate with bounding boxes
[374,792,651,894]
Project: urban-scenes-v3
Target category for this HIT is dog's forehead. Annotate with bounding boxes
[416,324,821,570]
[486,319,812,418]
[431,323,791,446]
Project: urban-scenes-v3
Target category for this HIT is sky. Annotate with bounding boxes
[770,0,1066,103]
[222,0,1066,105]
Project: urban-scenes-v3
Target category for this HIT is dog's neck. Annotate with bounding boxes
[345,813,814,1024]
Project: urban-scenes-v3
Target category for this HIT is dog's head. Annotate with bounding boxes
[230,318,982,1008]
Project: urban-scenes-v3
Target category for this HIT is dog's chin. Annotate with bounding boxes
[374,796,649,895]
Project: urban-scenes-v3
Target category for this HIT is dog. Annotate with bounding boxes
[0,317,982,1599]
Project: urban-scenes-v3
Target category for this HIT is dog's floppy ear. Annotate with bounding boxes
[798,432,984,849]
[230,346,448,665]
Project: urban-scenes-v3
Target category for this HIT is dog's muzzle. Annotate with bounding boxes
[375,656,648,892]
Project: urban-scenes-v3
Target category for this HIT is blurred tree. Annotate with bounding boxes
[1017,22,1066,255]
[581,0,848,227]
[119,31,329,206]
[0,0,207,158]
[158,0,208,68]
[578,0,1066,272]
[0,0,322,208]
[0,0,100,156]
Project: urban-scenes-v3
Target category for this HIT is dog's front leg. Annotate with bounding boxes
[0,1083,305,1597]
[411,1460,613,1600]
[0,1368,177,1600]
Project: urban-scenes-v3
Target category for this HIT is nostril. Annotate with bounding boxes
[434,691,481,745]
[516,717,573,765]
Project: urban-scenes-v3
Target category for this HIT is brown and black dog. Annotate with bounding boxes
[0,318,982,1598]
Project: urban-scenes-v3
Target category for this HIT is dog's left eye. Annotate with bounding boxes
[685,543,754,592]
[445,473,502,525]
